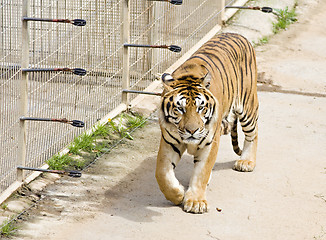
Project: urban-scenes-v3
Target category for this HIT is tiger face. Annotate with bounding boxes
[160,73,217,145]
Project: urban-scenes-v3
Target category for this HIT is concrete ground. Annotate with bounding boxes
[3,0,326,239]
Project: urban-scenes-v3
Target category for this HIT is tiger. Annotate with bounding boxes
[155,32,259,214]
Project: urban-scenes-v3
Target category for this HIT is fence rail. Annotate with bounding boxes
[0,0,245,203]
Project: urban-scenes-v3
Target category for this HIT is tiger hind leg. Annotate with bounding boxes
[220,118,231,135]
[233,136,258,172]
[233,110,258,172]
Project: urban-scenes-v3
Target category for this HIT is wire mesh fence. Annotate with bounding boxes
[1,0,239,196]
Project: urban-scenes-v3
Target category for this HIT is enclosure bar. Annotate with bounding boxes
[122,89,161,96]
[225,6,273,13]
[20,117,85,128]
[223,0,251,21]
[150,5,159,76]
[17,166,82,178]
[21,67,87,76]
[218,0,226,25]
[124,44,182,53]
[122,0,130,106]
[18,0,30,182]
[147,0,183,5]
[226,6,259,10]
[22,17,87,26]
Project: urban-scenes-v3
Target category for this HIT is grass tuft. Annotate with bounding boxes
[92,123,112,138]
[68,133,96,154]
[253,36,270,47]
[0,217,18,237]
[45,112,147,171]
[124,113,146,129]
[272,6,297,33]
[46,154,73,170]
[1,204,8,210]
[253,5,297,48]
[108,113,146,140]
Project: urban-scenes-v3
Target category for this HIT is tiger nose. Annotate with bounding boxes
[185,127,198,135]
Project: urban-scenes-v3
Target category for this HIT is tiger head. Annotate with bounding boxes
[159,69,218,145]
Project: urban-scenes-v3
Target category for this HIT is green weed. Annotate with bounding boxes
[92,123,113,138]
[46,154,73,170]
[253,5,297,48]
[69,133,96,155]
[253,36,270,47]
[108,118,132,140]
[124,113,146,129]
[272,6,297,33]
[0,217,18,237]
[109,114,145,140]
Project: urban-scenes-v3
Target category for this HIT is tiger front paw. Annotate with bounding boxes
[163,185,185,205]
[183,190,208,214]
[233,159,255,172]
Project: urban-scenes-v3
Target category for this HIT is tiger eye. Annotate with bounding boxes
[177,107,184,113]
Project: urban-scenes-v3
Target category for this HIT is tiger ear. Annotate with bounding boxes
[201,72,211,89]
[161,73,175,91]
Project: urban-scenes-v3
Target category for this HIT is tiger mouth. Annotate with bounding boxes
[182,136,201,144]
[182,128,211,144]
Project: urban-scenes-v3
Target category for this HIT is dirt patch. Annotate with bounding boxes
[256,0,326,95]
[3,116,161,239]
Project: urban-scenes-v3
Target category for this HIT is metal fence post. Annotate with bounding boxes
[150,2,159,73]
[218,0,225,25]
[121,0,130,106]
[18,0,30,182]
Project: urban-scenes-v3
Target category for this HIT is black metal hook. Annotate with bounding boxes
[261,7,273,13]
[226,6,274,14]
[71,68,87,76]
[148,0,182,5]
[71,19,87,26]
[170,0,182,5]
[70,120,85,128]
[168,45,182,52]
